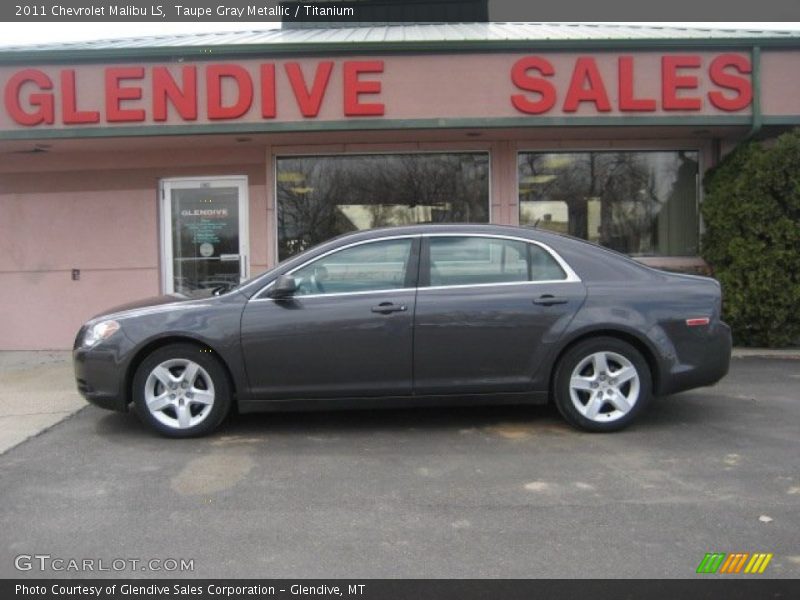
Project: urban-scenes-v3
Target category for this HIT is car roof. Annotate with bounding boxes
[348,223,662,281]
[333,223,609,256]
[336,223,552,241]
[351,224,652,263]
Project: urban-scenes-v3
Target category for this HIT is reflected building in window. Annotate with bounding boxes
[277,153,490,260]
[518,151,699,257]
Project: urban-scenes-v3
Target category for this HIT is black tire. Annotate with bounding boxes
[552,336,652,432]
[132,343,232,438]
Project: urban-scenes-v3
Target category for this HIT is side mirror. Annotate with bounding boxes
[269,274,297,298]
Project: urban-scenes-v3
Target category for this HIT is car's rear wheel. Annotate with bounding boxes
[132,343,231,438]
[553,337,652,432]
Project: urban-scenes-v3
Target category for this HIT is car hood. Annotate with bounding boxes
[91,293,213,322]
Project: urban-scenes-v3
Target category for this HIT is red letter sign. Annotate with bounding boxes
[260,64,276,119]
[153,66,197,121]
[708,54,752,111]
[618,56,656,112]
[61,70,100,124]
[285,61,333,118]
[206,65,253,120]
[343,60,384,116]
[563,57,611,113]
[4,69,54,126]
[510,57,556,114]
[662,55,702,110]
[105,67,146,122]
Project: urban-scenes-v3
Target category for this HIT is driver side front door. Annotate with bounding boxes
[240,237,420,400]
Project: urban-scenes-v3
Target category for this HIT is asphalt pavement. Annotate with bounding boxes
[0,357,798,578]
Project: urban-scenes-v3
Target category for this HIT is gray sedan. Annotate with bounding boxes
[73,224,731,437]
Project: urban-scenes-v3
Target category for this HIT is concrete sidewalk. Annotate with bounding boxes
[0,346,797,455]
[732,347,800,359]
[0,351,84,454]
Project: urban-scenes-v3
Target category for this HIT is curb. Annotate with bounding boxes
[732,348,800,360]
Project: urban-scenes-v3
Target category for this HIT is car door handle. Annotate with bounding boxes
[533,295,569,306]
[371,302,408,314]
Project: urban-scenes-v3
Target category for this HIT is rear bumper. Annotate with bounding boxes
[659,321,732,396]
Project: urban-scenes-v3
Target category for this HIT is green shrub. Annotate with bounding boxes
[701,129,800,347]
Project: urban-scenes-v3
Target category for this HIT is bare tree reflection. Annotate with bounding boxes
[519,151,698,256]
[277,153,489,260]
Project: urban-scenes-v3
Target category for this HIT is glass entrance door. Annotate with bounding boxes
[160,176,249,296]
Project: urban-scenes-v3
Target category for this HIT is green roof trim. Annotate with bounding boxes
[0,115,775,141]
[1,22,799,65]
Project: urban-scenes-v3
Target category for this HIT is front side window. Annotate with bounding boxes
[427,236,565,287]
[290,238,413,296]
[518,151,699,256]
[277,153,490,261]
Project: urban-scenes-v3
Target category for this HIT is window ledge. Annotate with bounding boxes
[634,256,710,275]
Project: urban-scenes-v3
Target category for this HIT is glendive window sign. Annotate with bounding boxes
[1,53,752,128]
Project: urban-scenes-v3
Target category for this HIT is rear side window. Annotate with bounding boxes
[427,236,565,287]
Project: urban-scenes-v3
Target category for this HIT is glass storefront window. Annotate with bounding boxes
[518,151,699,256]
[276,153,490,261]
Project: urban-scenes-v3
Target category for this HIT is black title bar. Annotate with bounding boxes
[3,0,800,23]
[4,579,800,600]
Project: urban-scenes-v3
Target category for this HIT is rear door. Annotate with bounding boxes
[413,234,586,395]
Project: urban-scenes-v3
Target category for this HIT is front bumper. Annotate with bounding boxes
[73,343,129,413]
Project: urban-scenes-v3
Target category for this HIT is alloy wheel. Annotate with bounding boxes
[144,358,215,430]
[568,351,640,423]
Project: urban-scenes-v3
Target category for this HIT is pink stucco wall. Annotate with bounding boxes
[0,146,266,349]
[760,51,800,116]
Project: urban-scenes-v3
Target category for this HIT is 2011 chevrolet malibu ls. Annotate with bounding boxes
[73,224,731,437]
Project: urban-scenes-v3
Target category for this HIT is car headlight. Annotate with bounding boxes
[82,320,120,348]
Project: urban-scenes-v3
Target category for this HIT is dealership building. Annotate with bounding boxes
[1,21,800,349]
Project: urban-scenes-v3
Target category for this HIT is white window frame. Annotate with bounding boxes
[251,232,579,302]
[159,175,250,295]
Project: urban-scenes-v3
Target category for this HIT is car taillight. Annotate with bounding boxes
[686,317,710,327]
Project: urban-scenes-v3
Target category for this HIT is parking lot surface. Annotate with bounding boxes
[1,357,798,578]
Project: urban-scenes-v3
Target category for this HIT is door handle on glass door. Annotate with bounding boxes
[371,302,408,314]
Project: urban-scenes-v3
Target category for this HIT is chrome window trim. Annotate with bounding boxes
[251,235,420,301]
[250,232,580,302]
[419,279,573,293]
[421,233,581,284]
[259,287,417,301]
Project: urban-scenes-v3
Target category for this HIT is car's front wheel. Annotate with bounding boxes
[132,343,231,438]
[553,336,652,432]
